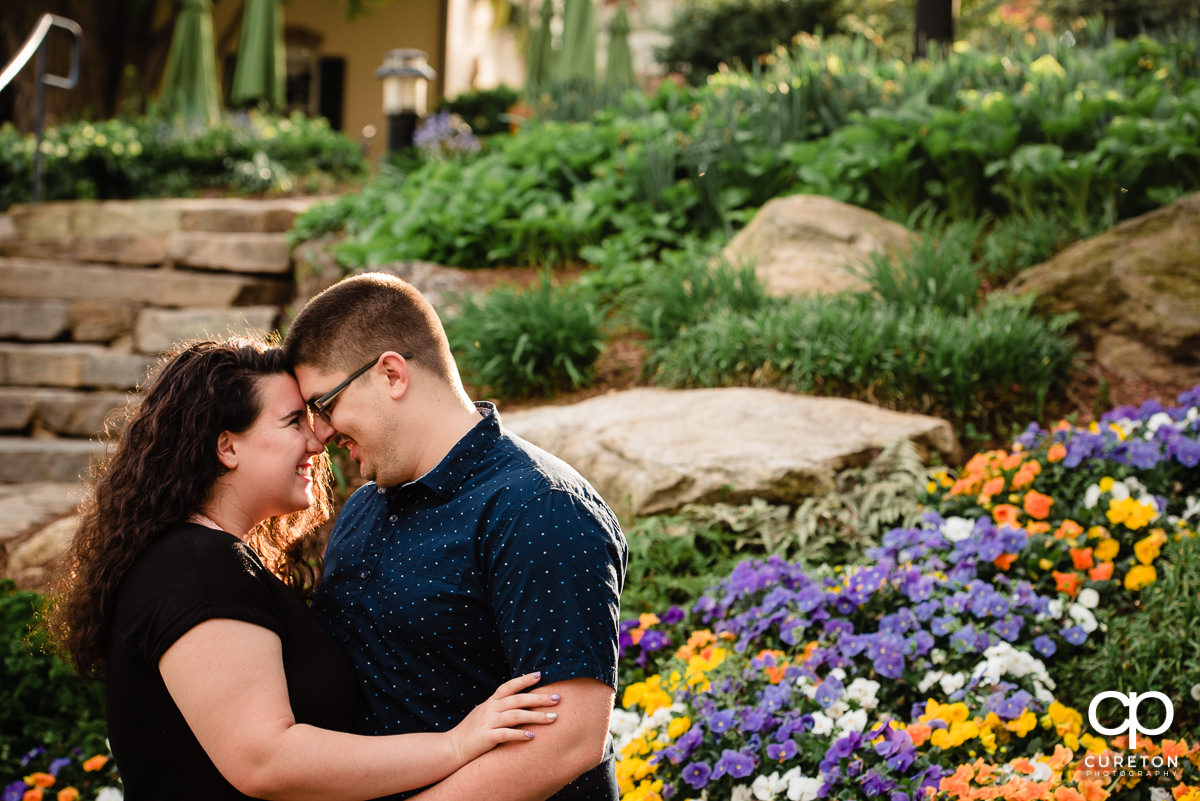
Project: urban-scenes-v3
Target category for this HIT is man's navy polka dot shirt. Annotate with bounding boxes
[312,403,627,771]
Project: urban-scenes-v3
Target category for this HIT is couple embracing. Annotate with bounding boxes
[49,273,628,800]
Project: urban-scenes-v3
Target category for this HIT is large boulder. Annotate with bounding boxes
[1006,193,1200,387]
[502,387,956,520]
[721,194,914,297]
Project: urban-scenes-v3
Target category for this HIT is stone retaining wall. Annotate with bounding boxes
[0,197,320,586]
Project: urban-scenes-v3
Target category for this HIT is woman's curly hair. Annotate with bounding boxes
[46,338,333,676]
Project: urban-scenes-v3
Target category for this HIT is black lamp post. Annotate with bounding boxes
[376,49,436,153]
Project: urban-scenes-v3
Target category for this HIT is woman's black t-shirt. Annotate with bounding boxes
[105,523,358,800]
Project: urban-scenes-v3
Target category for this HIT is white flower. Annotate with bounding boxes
[785,773,822,801]
[943,516,975,542]
[731,784,755,801]
[1145,412,1175,435]
[609,708,642,737]
[1150,787,1172,801]
[930,648,947,665]
[96,790,124,801]
[1029,760,1053,782]
[836,708,868,735]
[1069,604,1098,633]
[810,711,834,736]
[1110,481,1131,501]
[1046,599,1064,620]
[846,677,881,709]
[1181,495,1200,522]
[827,700,850,719]
[918,670,944,693]
[1190,684,1200,702]
[752,772,788,800]
[1076,588,1100,609]
[830,667,847,682]
[939,672,966,696]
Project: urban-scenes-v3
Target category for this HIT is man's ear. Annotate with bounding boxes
[379,351,411,400]
[216,431,239,470]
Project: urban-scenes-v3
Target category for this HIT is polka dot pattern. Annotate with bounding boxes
[312,403,628,740]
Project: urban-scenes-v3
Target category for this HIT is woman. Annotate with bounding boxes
[47,338,558,801]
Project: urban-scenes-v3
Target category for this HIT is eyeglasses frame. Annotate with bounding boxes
[306,352,413,422]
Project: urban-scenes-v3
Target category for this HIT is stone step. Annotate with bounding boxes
[166,231,291,274]
[0,481,84,544]
[1,197,323,264]
[0,436,106,484]
[134,305,280,353]
[0,343,155,390]
[0,387,133,436]
[0,298,138,343]
[0,258,291,307]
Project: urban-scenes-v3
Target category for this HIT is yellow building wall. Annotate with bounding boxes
[214,0,446,158]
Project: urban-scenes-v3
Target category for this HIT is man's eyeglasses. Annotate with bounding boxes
[306,352,412,423]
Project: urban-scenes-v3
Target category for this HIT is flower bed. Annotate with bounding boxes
[614,388,1200,801]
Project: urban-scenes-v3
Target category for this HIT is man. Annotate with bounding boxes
[283,272,627,801]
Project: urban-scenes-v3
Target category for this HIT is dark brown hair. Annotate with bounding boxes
[283,272,457,383]
[47,338,333,676]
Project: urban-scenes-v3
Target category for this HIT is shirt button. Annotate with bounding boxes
[377,487,386,495]
[389,514,398,522]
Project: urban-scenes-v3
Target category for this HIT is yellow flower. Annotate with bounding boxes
[1094,538,1119,561]
[1125,564,1157,590]
[667,716,691,739]
[638,613,660,628]
[1098,477,1115,493]
[1080,733,1108,753]
[1134,530,1168,564]
[1006,710,1038,737]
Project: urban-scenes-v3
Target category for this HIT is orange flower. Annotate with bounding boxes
[1023,490,1054,520]
[994,504,1022,527]
[1002,452,1023,470]
[82,755,109,772]
[1088,562,1114,581]
[1054,787,1084,801]
[23,789,43,801]
[994,553,1018,570]
[1164,740,1190,759]
[1013,462,1041,488]
[1027,521,1051,534]
[1053,570,1081,597]
[631,629,645,645]
[1047,442,1067,462]
[982,476,1006,497]
[56,789,80,801]
[1070,547,1095,570]
[25,775,55,789]
[1049,744,1075,769]
[1012,758,1036,775]
[907,722,933,748]
[1055,520,1084,539]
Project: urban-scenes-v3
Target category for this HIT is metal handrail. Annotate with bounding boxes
[0,13,83,203]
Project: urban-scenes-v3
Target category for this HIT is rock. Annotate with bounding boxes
[501,387,956,519]
[0,344,154,390]
[0,437,106,483]
[722,194,915,297]
[134,306,280,354]
[165,231,292,274]
[0,388,132,436]
[67,300,137,342]
[0,299,70,340]
[8,515,77,590]
[1006,192,1200,387]
[0,257,292,307]
[0,482,84,543]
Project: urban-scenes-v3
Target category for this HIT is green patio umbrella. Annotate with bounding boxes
[605,4,635,91]
[230,0,286,107]
[527,0,555,94]
[160,0,221,124]
[557,0,597,83]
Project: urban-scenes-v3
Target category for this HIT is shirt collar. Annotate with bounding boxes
[406,401,503,500]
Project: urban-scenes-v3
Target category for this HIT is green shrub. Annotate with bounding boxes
[0,110,366,210]
[657,0,841,83]
[646,293,1077,441]
[0,580,106,779]
[445,276,605,398]
[854,214,982,316]
[438,85,520,138]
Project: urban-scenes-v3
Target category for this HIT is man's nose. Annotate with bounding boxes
[312,415,336,445]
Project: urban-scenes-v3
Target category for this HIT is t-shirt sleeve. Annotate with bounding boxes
[484,488,627,689]
[114,530,285,665]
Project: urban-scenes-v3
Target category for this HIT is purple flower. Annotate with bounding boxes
[661,605,686,625]
[740,706,768,732]
[1061,625,1088,646]
[863,769,897,795]
[681,761,712,789]
[640,629,670,652]
[1172,436,1200,467]
[930,615,957,636]
[991,615,1024,643]
[814,674,845,709]
[1030,632,1055,656]
[5,782,27,801]
[767,739,798,760]
[709,709,736,734]
[48,756,71,775]
[715,748,757,779]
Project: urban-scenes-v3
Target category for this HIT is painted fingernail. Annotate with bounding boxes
[525,730,536,739]
[550,693,561,701]
[546,712,558,721]
[531,671,541,680]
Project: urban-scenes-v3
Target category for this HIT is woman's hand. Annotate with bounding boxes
[445,672,561,764]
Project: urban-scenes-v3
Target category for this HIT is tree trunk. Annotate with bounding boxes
[914,0,955,60]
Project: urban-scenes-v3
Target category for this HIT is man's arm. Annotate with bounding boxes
[409,677,615,801]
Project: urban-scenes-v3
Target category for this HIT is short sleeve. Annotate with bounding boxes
[113,528,285,665]
[484,489,626,689]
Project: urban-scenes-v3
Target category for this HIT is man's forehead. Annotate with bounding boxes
[292,364,341,399]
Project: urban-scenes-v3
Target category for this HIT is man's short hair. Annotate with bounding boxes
[283,272,457,383]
